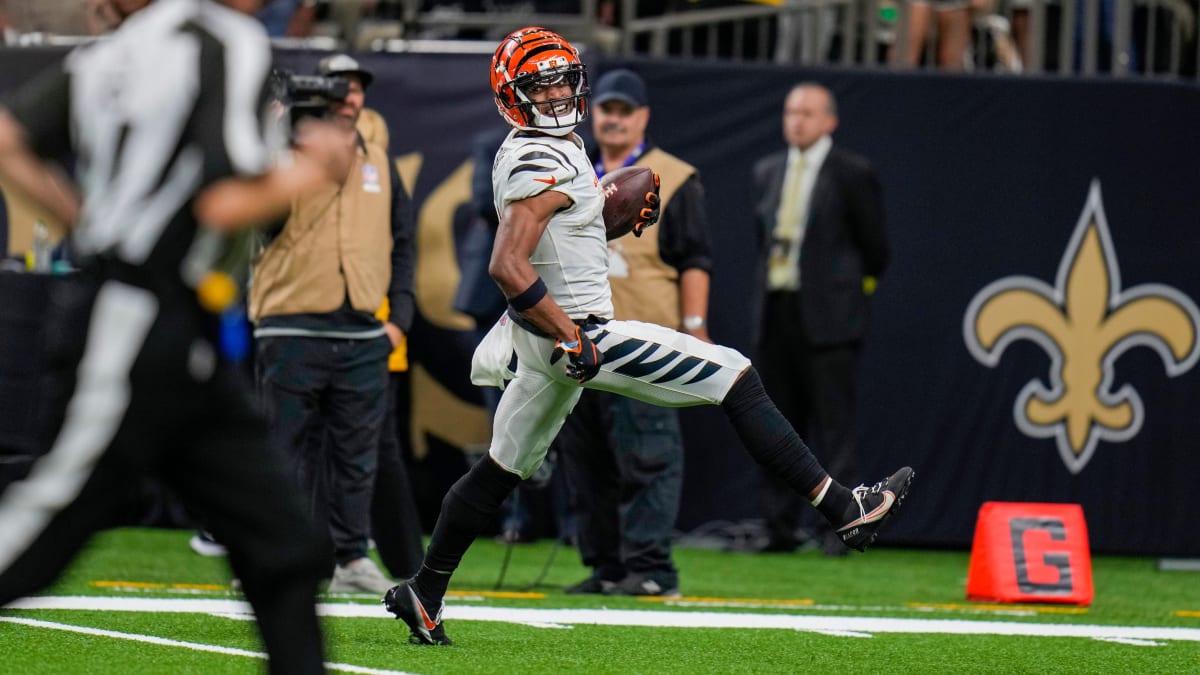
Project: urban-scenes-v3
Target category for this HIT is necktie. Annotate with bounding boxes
[769,153,805,290]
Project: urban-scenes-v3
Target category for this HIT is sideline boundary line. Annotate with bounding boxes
[7,596,1200,643]
[0,616,415,675]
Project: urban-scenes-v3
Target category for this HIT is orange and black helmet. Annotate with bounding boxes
[491,27,589,135]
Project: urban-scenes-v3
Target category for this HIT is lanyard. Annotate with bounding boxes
[594,141,645,178]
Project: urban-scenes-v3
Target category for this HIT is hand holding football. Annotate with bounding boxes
[600,166,659,241]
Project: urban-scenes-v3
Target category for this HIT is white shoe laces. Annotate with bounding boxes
[849,476,890,521]
[849,484,869,521]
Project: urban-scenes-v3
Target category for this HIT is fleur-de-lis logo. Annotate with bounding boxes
[963,181,1200,473]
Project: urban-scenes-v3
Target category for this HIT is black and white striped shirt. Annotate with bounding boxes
[6,0,275,284]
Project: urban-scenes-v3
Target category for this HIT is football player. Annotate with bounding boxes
[383,26,914,646]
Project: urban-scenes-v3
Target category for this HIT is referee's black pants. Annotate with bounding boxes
[0,274,329,674]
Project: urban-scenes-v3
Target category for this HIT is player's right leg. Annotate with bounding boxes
[388,358,581,644]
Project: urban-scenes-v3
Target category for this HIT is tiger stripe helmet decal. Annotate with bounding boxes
[491,26,589,136]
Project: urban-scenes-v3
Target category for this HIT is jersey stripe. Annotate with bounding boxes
[509,163,562,179]
[522,142,574,168]
[517,151,569,169]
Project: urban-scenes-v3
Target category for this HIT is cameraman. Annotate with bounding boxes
[250,54,416,594]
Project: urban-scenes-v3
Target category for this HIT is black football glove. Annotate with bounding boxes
[632,172,661,238]
[553,326,603,383]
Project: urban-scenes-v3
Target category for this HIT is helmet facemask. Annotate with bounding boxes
[492,28,590,136]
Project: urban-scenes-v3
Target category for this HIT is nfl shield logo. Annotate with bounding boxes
[362,164,381,193]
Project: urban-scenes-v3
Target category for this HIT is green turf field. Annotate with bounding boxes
[2,528,1197,673]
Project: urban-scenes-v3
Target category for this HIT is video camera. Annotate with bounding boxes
[268,69,350,132]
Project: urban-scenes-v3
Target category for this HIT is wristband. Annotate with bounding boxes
[508,277,548,312]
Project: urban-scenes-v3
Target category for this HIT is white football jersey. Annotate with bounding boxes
[492,129,612,320]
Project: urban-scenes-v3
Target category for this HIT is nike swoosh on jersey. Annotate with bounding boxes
[533,175,557,185]
[837,491,896,530]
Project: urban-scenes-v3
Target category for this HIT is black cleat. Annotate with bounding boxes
[564,574,617,595]
[603,573,680,598]
[836,467,914,552]
[383,583,452,646]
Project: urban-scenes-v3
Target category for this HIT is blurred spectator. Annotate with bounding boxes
[0,0,88,35]
[557,69,713,598]
[901,0,973,70]
[0,0,152,36]
[86,0,152,35]
[328,0,389,46]
[257,0,302,36]
[749,83,888,555]
[1070,0,1136,72]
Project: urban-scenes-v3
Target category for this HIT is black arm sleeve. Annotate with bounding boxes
[4,64,73,161]
[657,174,713,274]
[387,159,417,332]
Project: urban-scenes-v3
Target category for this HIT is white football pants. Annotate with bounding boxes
[472,316,751,478]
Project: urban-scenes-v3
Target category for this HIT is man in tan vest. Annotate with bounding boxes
[251,54,416,594]
[556,69,712,597]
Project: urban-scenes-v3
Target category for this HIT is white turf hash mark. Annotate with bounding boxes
[0,616,416,675]
[7,596,1200,644]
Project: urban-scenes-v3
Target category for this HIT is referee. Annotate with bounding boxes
[0,1,355,672]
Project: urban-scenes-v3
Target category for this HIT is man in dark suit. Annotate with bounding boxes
[750,82,889,555]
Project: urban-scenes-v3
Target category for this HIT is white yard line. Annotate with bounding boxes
[7,595,1200,643]
[0,615,416,675]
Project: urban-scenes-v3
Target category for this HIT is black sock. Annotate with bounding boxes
[413,456,521,608]
[809,476,855,527]
[721,367,853,525]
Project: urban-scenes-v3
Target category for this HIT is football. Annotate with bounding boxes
[600,165,656,241]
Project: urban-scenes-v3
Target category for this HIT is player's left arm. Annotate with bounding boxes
[489,188,580,344]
